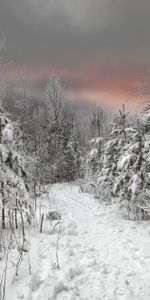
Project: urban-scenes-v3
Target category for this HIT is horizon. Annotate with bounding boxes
[0,0,150,112]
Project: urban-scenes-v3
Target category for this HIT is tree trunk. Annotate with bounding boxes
[1,182,5,229]
[34,183,37,211]
[40,213,44,233]
[2,207,5,229]
[15,199,18,229]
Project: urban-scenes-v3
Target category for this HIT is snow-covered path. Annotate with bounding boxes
[6,183,150,300]
[47,185,150,300]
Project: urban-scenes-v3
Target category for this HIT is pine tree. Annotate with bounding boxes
[114,109,150,220]
[96,106,128,201]
[0,106,32,229]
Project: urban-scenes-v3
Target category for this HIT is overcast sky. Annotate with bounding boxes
[0,0,150,110]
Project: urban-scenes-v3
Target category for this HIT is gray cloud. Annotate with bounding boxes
[0,0,150,69]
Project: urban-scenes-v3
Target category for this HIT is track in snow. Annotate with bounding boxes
[7,183,150,300]
[28,183,150,300]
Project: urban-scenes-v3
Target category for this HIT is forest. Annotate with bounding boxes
[0,71,150,299]
[1,0,150,298]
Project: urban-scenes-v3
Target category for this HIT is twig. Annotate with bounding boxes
[56,224,61,269]
[53,221,61,234]
[40,213,44,233]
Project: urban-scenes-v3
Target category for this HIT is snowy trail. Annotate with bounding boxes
[6,183,150,300]
[47,183,150,300]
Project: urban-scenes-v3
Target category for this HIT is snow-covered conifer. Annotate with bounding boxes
[114,109,150,219]
[0,106,32,229]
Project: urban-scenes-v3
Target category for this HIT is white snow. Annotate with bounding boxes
[88,148,98,158]
[117,154,132,171]
[90,137,103,144]
[2,182,150,300]
[2,123,13,145]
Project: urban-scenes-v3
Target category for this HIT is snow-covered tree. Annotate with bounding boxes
[58,130,82,182]
[89,106,109,139]
[44,77,83,183]
[0,105,32,229]
[94,105,128,201]
[114,110,150,219]
[82,136,103,193]
[95,126,122,201]
[46,76,64,123]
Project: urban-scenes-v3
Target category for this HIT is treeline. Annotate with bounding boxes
[0,75,110,229]
[84,104,150,220]
[1,74,150,229]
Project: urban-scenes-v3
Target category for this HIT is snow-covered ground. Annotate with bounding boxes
[2,182,150,300]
